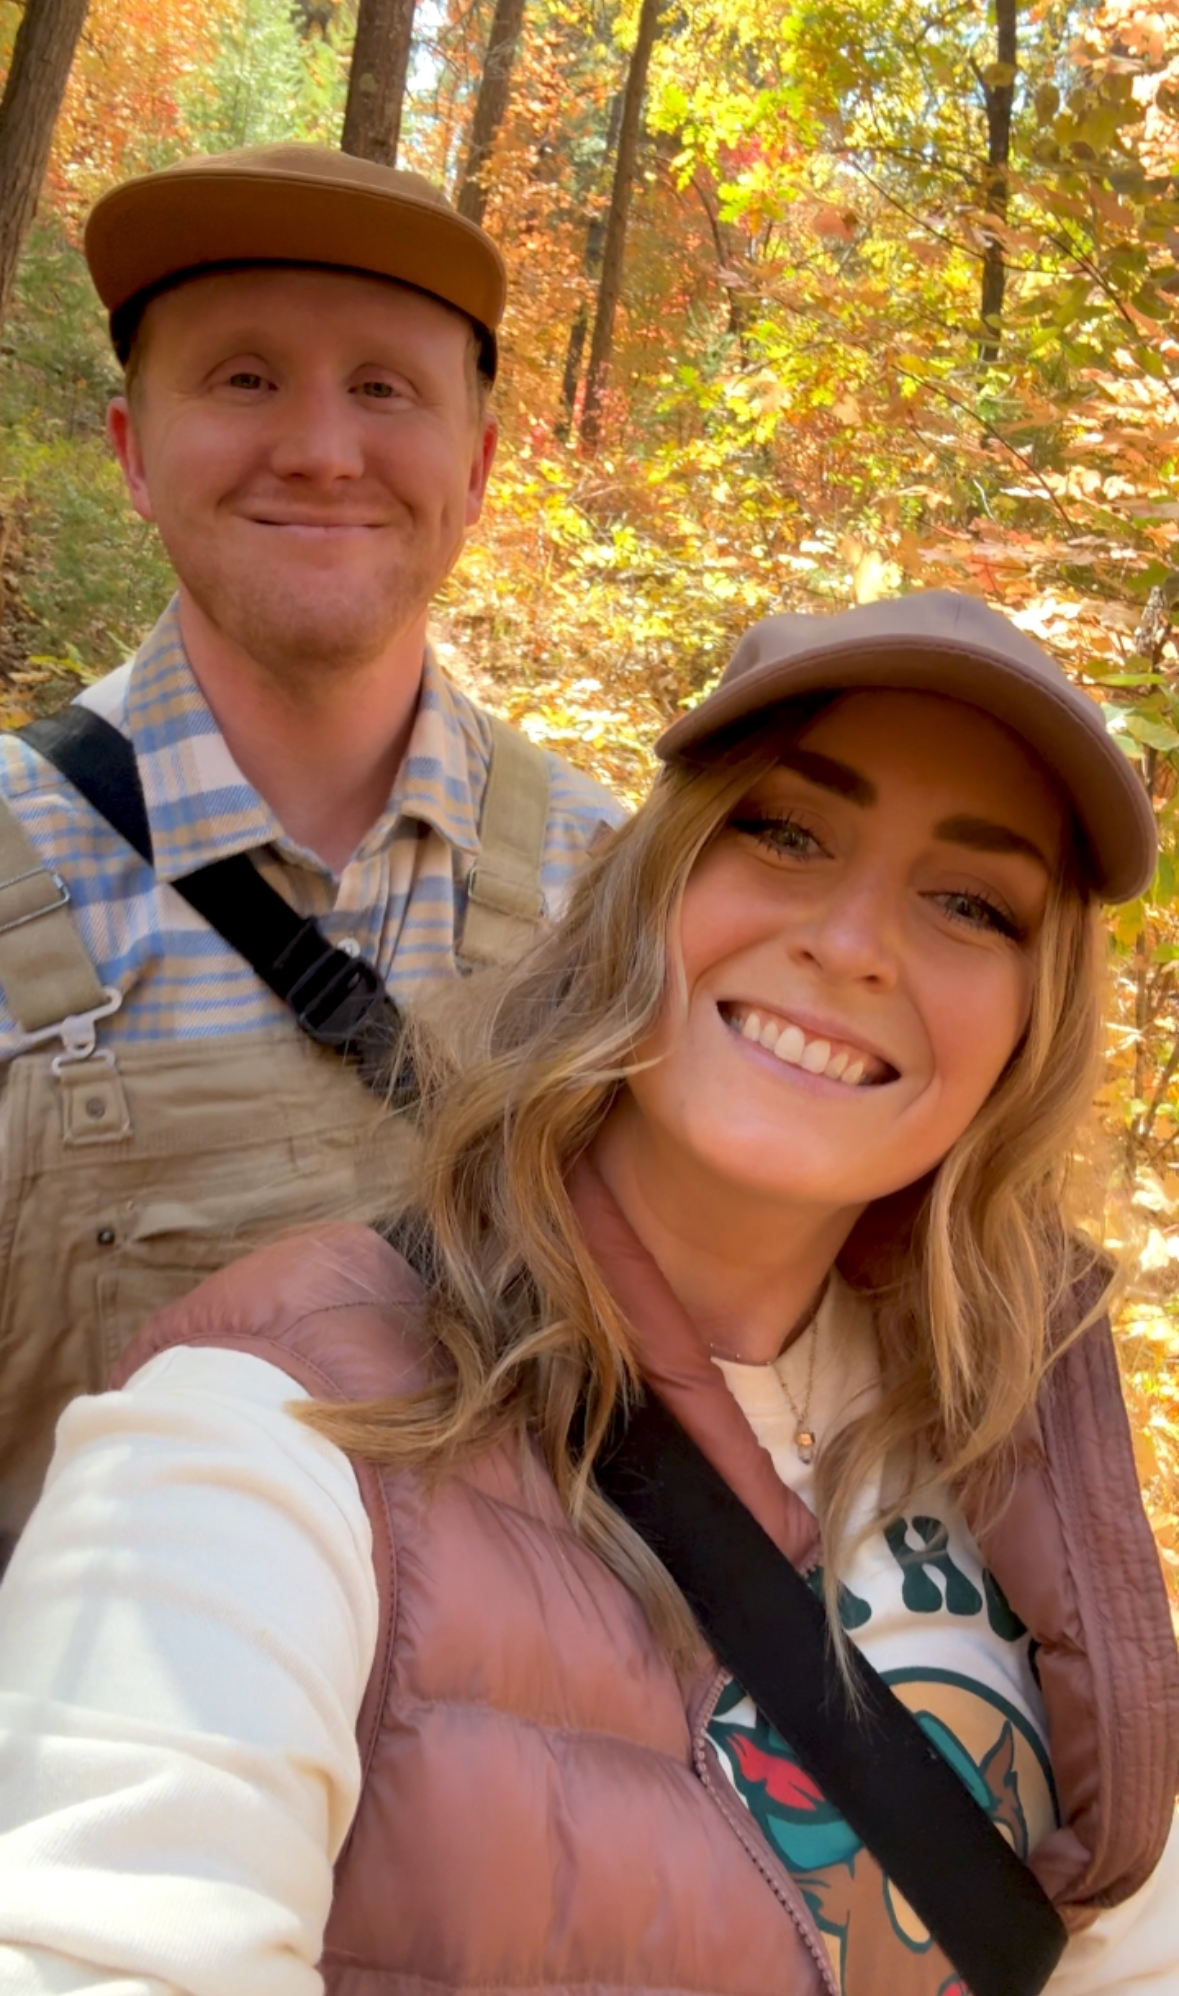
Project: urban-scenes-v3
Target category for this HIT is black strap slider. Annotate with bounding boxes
[277,925,388,1049]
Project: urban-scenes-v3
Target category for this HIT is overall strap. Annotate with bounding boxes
[0,791,120,1050]
[460,716,549,968]
[20,709,407,1095]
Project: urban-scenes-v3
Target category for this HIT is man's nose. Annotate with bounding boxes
[792,872,901,988]
[267,386,366,481]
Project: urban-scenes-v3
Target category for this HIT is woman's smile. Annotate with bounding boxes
[719,1000,897,1087]
[610,688,1064,1226]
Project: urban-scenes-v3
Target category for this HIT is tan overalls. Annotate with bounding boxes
[0,719,551,1547]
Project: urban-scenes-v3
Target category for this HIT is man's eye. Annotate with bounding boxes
[226,371,268,391]
[358,379,398,399]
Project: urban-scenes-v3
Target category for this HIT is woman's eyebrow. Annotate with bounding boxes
[775,756,1051,870]
[777,748,876,805]
[934,815,1050,870]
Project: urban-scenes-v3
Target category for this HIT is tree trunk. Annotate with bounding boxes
[693,169,748,348]
[293,0,337,36]
[1123,580,1174,1168]
[557,212,604,436]
[456,0,526,226]
[0,0,91,337]
[977,0,1017,363]
[556,92,622,438]
[341,0,416,167]
[579,0,663,450]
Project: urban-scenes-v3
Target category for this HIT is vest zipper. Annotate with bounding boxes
[692,1666,839,1996]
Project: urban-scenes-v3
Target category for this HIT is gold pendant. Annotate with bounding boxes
[795,1427,816,1465]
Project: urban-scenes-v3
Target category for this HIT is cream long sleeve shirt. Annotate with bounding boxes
[0,1344,1174,1996]
[0,1349,378,1996]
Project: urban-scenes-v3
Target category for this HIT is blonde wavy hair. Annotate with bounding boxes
[306,713,1107,1664]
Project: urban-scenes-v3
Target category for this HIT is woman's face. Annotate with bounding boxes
[624,690,1066,1218]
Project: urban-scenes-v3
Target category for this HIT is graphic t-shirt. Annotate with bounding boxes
[710,1277,1055,1996]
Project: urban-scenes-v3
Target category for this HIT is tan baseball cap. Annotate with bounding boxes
[656,591,1156,902]
[84,142,507,377]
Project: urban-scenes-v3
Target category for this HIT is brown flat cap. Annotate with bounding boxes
[657,591,1156,903]
[85,142,506,373]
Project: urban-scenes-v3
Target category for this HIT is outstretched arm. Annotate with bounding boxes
[1050,1811,1179,1994]
[0,1345,379,1996]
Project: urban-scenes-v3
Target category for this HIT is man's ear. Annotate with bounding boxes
[106,397,155,523]
[465,410,498,528]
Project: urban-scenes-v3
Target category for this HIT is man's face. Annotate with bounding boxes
[107,265,497,683]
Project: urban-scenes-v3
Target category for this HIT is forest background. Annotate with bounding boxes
[0,0,1177,1610]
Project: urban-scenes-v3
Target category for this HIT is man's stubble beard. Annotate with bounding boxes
[181,539,449,693]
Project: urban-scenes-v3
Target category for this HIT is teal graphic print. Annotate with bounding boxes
[710,1658,1055,1996]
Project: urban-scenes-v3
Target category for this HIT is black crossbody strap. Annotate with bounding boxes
[24,707,154,862]
[21,708,409,1094]
[597,1392,1067,1996]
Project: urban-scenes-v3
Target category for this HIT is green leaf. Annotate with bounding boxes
[1125,713,1179,752]
[1034,83,1060,124]
[1115,899,1147,949]
[1132,288,1173,322]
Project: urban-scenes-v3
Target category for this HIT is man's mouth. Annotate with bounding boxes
[245,515,384,532]
[720,1003,897,1087]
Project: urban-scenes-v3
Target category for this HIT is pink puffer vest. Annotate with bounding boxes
[113,1221,1179,1996]
[115,1224,834,1994]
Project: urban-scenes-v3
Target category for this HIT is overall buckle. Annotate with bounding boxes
[15,985,124,1066]
[0,865,71,935]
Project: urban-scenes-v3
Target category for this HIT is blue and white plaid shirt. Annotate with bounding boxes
[0,603,622,1054]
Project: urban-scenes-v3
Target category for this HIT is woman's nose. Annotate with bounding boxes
[790,873,901,988]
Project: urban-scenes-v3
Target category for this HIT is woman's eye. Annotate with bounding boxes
[357,378,401,400]
[730,813,827,860]
[933,889,1025,943]
[225,370,268,392]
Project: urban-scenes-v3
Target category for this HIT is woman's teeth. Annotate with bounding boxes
[736,1008,871,1086]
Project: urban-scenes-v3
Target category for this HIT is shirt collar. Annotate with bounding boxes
[124,600,482,880]
[382,645,482,860]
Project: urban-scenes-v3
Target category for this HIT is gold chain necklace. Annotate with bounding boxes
[776,1320,821,1465]
[709,1279,828,1465]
